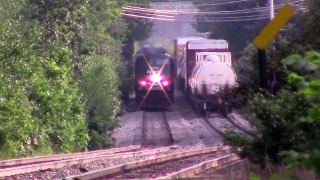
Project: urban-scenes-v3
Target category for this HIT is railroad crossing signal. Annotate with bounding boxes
[253,3,296,50]
[253,3,296,90]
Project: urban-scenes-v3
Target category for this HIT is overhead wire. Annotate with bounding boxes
[122,13,175,21]
[121,12,270,23]
[123,0,302,15]
[129,0,254,8]
[122,0,304,23]
[123,9,270,20]
[123,5,281,17]
[123,6,179,15]
[124,9,175,18]
[128,0,301,8]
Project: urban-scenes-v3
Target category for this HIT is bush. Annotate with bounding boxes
[80,55,121,150]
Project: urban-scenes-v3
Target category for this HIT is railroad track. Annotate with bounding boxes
[0,145,176,179]
[142,111,175,148]
[203,111,257,138]
[223,113,257,137]
[66,145,240,180]
[0,145,140,169]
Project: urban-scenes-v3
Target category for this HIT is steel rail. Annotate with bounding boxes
[0,145,141,168]
[141,111,147,147]
[157,154,240,179]
[204,112,257,138]
[142,111,175,148]
[203,113,225,137]
[223,113,258,138]
[0,146,175,178]
[162,111,175,146]
[65,145,232,180]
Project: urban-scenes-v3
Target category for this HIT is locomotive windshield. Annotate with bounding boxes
[135,54,171,77]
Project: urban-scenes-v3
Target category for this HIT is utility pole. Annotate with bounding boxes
[269,0,274,20]
[258,0,275,89]
[253,4,296,77]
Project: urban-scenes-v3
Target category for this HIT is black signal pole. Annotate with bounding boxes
[258,49,268,89]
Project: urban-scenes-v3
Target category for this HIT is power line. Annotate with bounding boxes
[128,0,300,8]
[154,0,252,7]
[191,16,270,22]
[122,13,175,21]
[130,0,252,8]
[122,13,269,22]
[121,12,271,23]
[122,0,304,23]
[122,9,303,23]
[123,6,179,15]
[124,9,175,18]
[123,0,302,16]
[123,9,270,20]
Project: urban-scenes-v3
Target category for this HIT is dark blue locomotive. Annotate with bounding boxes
[134,46,175,109]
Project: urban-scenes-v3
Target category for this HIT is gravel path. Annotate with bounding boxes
[112,111,144,147]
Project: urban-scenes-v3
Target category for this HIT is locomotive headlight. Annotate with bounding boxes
[139,80,147,86]
[162,80,169,86]
[149,73,162,83]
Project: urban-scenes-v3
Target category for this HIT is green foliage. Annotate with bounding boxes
[225,0,320,178]
[280,52,320,176]
[249,90,310,161]
[299,0,320,50]
[0,0,152,158]
[282,52,319,72]
[249,172,261,180]
[233,44,259,87]
[75,0,124,149]
[0,22,88,157]
[0,0,25,34]
[80,55,121,149]
[120,0,153,104]
[229,51,320,177]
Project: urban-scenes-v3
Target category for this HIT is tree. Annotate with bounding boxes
[226,0,320,177]
[120,0,153,105]
[193,0,267,58]
[281,51,320,176]
[0,0,89,156]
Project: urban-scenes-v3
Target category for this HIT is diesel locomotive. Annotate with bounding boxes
[134,46,175,109]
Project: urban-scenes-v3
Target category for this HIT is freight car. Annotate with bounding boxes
[179,39,237,112]
[134,46,175,109]
[174,37,206,88]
